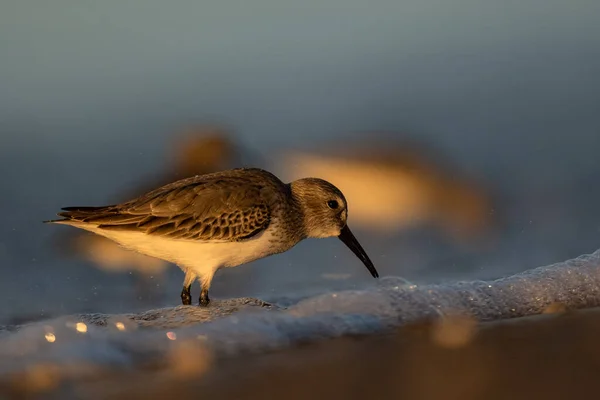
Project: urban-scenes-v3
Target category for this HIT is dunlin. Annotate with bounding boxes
[46,168,378,306]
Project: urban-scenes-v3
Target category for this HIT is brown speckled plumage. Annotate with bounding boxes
[58,170,280,241]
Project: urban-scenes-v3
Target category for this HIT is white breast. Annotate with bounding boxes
[75,223,284,274]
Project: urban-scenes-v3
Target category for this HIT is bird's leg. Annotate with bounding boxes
[199,288,210,307]
[198,269,216,307]
[181,270,197,306]
[181,284,192,305]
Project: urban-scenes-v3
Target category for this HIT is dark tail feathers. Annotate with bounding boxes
[43,205,116,224]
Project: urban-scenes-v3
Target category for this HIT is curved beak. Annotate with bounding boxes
[338,225,379,278]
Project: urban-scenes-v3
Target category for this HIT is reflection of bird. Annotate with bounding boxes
[279,139,495,242]
[46,168,378,306]
[55,127,241,301]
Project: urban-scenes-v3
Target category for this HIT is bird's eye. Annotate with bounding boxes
[327,200,339,209]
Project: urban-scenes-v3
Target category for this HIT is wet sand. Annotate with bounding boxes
[5,305,600,400]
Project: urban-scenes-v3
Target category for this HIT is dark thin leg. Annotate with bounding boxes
[181,284,192,305]
[199,288,210,307]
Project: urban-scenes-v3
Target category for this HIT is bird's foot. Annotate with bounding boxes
[199,290,210,307]
[181,285,192,305]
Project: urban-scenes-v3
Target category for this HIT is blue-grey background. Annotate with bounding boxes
[1,1,599,323]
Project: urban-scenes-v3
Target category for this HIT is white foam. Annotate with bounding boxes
[1,248,600,380]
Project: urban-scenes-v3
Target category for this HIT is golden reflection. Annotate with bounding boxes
[75,322,87,333]
[431,313,478,348]
[168,340,213,378]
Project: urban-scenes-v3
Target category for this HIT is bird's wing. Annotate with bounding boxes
[57,171,274,242]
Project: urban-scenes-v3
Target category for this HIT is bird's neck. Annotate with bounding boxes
[281,183,309,241]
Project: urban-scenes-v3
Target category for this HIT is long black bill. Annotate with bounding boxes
[338,225,379,278]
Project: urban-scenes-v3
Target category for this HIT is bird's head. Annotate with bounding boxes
[290,178,379,278]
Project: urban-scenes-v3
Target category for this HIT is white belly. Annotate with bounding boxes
[70,223,282,273]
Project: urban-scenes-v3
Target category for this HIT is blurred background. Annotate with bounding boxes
[1,0,599,324]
